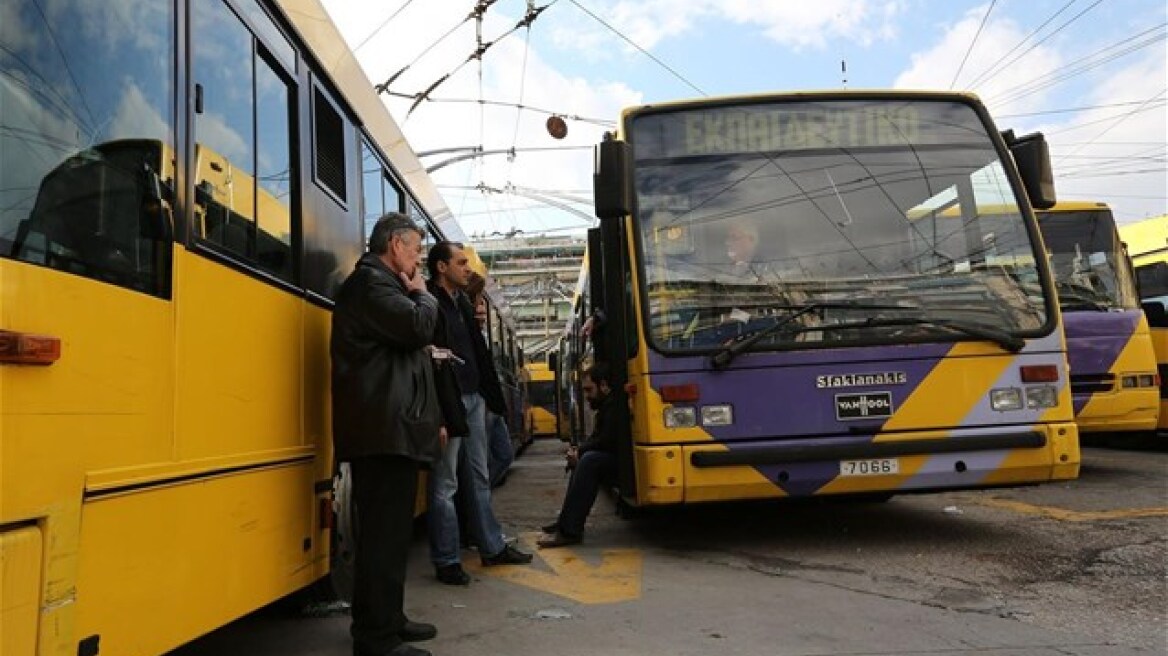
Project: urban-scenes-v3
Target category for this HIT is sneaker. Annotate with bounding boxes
[435,563,470,586]
[481,543,534,566]
[400,620,437,642]
[537,531,582,549]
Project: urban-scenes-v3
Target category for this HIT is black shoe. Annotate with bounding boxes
[354,644,431,656]
[481,543,534,566]
[400,620,437,642]
[435,563,470,586]
[540,520,560,534]
[537,531,582,549]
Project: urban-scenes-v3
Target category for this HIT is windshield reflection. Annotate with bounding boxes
[1037,208,1138,311]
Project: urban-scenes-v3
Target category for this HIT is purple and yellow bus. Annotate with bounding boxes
[1036,202,1159,434]
[574,91,1080,507]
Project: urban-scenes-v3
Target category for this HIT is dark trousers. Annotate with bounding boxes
[557,450,617,537]
[349,455,419,654]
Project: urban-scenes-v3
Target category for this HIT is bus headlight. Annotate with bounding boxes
[701,404,734,426]
[1025,385,1058,409]
[990,387,1023,411]
[663,406,696,428]
[1121,374,1159,388]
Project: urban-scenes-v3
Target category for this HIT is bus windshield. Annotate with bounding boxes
[1037,209,1139,311]
[629,98,1051,352]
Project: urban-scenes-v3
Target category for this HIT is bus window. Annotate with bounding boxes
[1,0,175,297]
[360,139,403,241]
[193,0,296,281]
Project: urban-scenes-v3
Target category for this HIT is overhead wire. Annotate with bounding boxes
[1055,88,1168,165]
[373,11,475,95]
[353,0,416,53]
[402,1,553,117]
[996,99,1167,119]
[986,24,1166,106]
[567,0,705,96]
[382,91,614,126]
[967,0,1104,92]
[949,0,998,90]
[962,0,1080,90]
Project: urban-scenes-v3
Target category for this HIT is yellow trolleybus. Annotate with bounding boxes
[1036,202,1159,434]
[0,1,518,654]
[569,92,1080,508]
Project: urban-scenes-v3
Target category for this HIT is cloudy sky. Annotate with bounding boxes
[320,0,1166,236]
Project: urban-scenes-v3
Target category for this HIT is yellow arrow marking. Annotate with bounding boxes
[978,497,1168,522]
[465,532,642,604]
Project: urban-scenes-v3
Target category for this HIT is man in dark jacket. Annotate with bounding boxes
[331,213,440,656]
[538,362,623,548]
[426,241,532,586]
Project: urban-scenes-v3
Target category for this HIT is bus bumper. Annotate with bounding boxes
[631,422,1080,505]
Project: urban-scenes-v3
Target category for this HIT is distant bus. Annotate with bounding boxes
[1036,202,1159,433]
[525,361,559,437]
[566,91,1079,508]
[1118,214,1168,434]
[0,1,520,654]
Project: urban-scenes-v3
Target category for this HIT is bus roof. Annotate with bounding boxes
[1118,215,1168,259]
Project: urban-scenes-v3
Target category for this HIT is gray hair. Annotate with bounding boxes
[368,212,424,254]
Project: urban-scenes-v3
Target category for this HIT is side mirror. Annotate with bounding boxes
[1002,130,1056,210]
[594,136,633,220]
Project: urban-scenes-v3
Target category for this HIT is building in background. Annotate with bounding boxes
[470,235,585,362]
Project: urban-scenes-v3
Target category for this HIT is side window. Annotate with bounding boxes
[360,139,403,240]
[193,0,296,281]
[1,0,175,297]
[361,140,384,238]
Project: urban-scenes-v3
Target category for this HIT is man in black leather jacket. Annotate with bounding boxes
[331,213,441,656]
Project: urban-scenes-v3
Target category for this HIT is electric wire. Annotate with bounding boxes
[568,0,705,96]
[950,0,997,89]
[963,0,1080,90]
[968,0,1104,92]
[353,0,416,53]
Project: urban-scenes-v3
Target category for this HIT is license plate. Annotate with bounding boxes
[839,458,899,476]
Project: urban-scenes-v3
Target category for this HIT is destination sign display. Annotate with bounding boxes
[631,101,982,160]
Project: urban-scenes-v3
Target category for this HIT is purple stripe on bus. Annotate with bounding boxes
[1063,311,1140,414]
[648,343,951,495]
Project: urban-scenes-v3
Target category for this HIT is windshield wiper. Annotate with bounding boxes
[709,302,914,369]
[710,304,819,369]
[1055,282,1111,312]
[810,316,1026,353]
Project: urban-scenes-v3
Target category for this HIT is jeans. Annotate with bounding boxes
[487,412,514,487]
[429,393,505,565]
[556,450,617,537]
